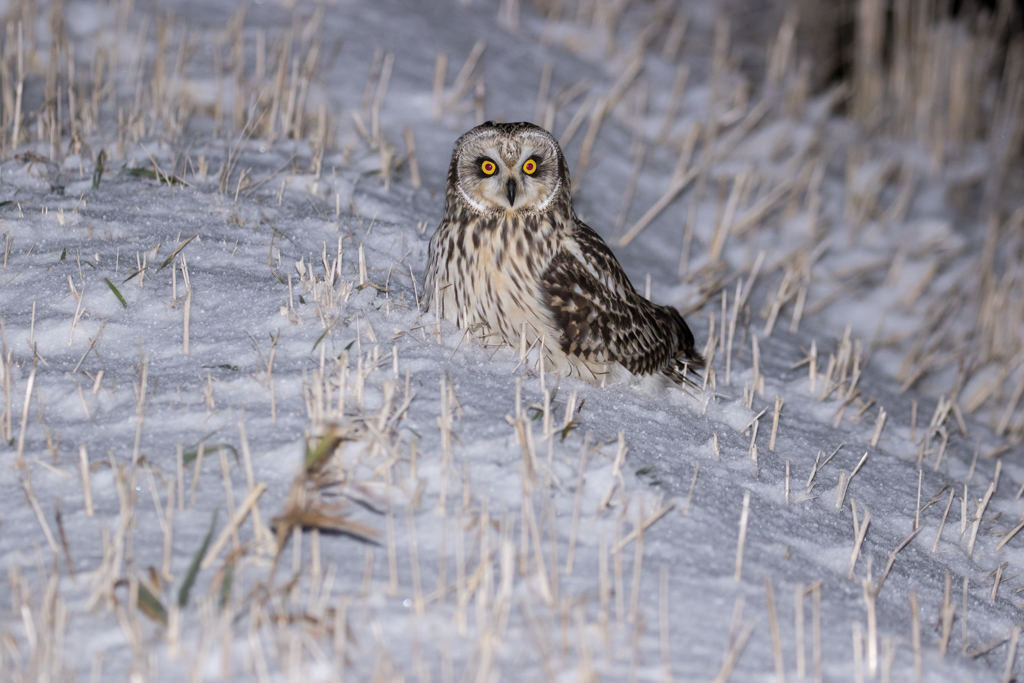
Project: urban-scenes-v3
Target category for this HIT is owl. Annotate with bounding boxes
[422,121,703,389]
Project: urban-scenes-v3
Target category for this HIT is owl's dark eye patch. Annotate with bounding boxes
[523,155,546,175]
[475,157,498,177]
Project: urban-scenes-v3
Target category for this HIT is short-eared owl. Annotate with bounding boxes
[422,121,702,388]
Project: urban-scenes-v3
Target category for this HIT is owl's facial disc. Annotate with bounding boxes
[457,132,561,214]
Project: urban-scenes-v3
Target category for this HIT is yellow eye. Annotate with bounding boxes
[523,159,537,175]
[481,160,497,175]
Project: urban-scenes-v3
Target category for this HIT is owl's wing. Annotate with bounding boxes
[541,223,702,381]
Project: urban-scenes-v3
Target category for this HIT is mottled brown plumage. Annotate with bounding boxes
[423,121,702,388]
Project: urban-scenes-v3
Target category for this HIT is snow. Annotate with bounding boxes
[1,0,1022,682]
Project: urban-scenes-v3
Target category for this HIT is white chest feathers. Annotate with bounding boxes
[430,215,558,349]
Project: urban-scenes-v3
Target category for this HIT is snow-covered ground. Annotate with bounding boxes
[2,0,1023,681]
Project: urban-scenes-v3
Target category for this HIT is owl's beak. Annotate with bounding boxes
[506,178,517,208]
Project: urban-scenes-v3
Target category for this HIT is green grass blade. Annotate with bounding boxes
[178,509,218,608]
[305,431,343,471]
[219,559,234,610]
[128,166,188,186]
[136,582,168,625]
[92,149,106,189]
[182,442,237,466]
[121,269,144,284]
[155,233,197,274]
[104,278,127,308]
[128,167,158,180]
[312,319,336,352]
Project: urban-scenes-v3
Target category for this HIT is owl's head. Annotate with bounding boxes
[447,122,568,215]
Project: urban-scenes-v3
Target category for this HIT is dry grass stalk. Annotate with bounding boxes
[662,7,688,60]
[708,168,751,262]
[748,418,759,462]
[764,576,786,683]
[795,582,805,677]
[182,287,191,355]
[959,576,970,657]
[997,512,1024,551]
[446,40,485,110]
[627,499,645,624]
[237,422,269,549]
[131,353,149,467]
[614,515,625,626]
[161,478,175,581]
[813,582,822,682]
[385,468,398,595]
[684,464,699,515]
[734,491,750,582]
[432,52,447,119]
[968,462,1000,556]
[769,394,783,450]
[22,470,60,553]
[657,64,689,142]
[572,97,607,192]
[836,452,868,511]
[767,7,798,89]
[407,508,424,615]
[14,357,36,466]
[523,487,553,605]
[863,571,879,676]
[612,501,674,554]
[1004,626,1021,683]
[804,442,842,494]
[937,571,956,658]
[870,407,887,447]
[991,562,1007,601]
[202,483,267,571]
[725,281,741,385]
[853,621,864,682]
[909,590,922,683]
[403,127,421,189]
[847,500,870,578]
[806,339,817,393]
[532,60,553,126]
[712,597,755,683]
[751,337,769,400]
[79,444,94,516]
[564,446,588,574]
[613,143,646,234]
[932,489,955,552]
[785,461,791,505]
[554,92,594,148]
[912,468,923,530]
[671,122,701,191]
[598,431,627,513]
[11,22,23,154]
[370,52,394,144]
[660,564,672,682]
[762,264,798,336]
